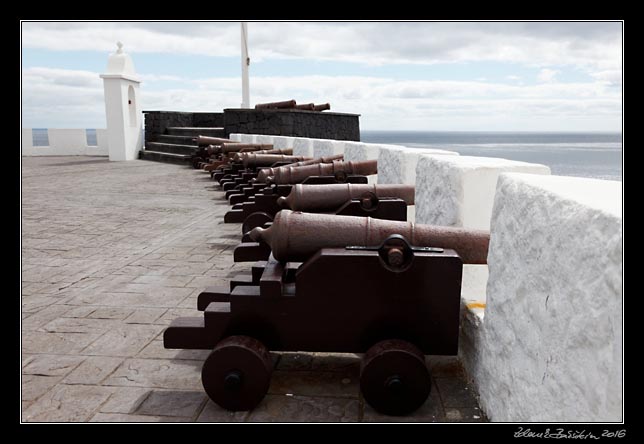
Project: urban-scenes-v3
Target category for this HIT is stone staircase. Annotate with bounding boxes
[141,126,226,164]
[140,111,226,165]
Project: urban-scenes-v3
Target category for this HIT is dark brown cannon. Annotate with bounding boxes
[255,154,344,183]
[266,160,377,184]
[242,154,310,169]
[249,210,489,264]
[294,103,315,110]
[255,99,296,109]
[166,226,466,414]
[232,148,294,162]
[313,103,331,111]
[194,136,238,146]
[277,184,415,212]
[220,143,273,154]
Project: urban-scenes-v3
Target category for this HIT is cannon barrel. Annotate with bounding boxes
[295,103,315,110]
[220,143,273,154]
[233,148,294,162]
[255,100,297,109]
[242,154,311,168]
[255,155,344,183]
[267,160,377,184]
[313,103,331,111]
[250,210,489,264]
[194,136,237,146]
[277,184,415,211]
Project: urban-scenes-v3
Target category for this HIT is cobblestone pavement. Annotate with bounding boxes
[21,156,487,423]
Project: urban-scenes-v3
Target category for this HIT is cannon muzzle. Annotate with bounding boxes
[276,184,415,211]
[313,103,331,111]
[266,160,377,184]
[249,210,489,264]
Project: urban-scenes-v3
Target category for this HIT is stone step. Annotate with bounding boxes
[145,142,197,156]
[139,150,193,165]
[166,127,226,137]
[154,134,199,146]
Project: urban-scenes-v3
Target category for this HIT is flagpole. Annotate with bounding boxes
[241,22,250,109]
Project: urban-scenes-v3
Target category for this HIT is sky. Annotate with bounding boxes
[21,21,623,132]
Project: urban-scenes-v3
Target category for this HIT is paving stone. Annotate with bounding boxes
[81,324,164,357]
[40,316,120,334]
[247,395,360,423]
[22,331,103,355]
[104,358,203,390]
[63,356,124,385]
[61,305,98,318]
[22,375,64,402]
[99,387,152,414]
[434,377,480,408]
[23,354,85,377]
[21,304,74,330]
[137,339,210,360]
[444,407,486,422]
[275,352,314,371]
[311,353,362,373]
[131,275,193,287]
[428,355,465,378]
[196,401,250,422]
[268,370,360,399]
[125,308,167,324]
[87,307,134,320]
[135,390,206,418]
[90,413,191,422]
[22,384,114,422]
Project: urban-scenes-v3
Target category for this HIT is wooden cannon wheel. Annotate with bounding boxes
[242,212,274,235]
[201,335,273,411]
[360,339,432,416]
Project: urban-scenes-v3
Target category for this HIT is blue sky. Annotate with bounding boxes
[21,21,622,131]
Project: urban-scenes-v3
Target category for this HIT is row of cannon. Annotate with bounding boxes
[164,135,490,416]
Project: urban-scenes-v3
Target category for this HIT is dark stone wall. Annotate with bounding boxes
[143,111,224,143]
[223,109,360,141]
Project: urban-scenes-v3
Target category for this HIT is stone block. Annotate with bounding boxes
[415,155,550,231]
[465,173,622,422]
[292,138,314,157]
[312,139,345,157]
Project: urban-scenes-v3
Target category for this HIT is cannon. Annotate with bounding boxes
[229,183,414,234]
[242,154,310,169]
[313,103,331,111]
[194,136,238,146]
[266,160,377,185]
[165,212,489,414]
[254,154,344,183]
[294,103,315,110]
[255,99,296,109]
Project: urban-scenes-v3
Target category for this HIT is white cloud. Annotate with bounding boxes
[537,68,559,83]
[20,67,622,131]
[21,21,622,71]
[590,70,622,87]
[506,75,521,81]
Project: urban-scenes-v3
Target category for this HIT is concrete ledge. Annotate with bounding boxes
[22,128,109,157]
[415,155,550,231]
[378,146,459,185]
[255,135,275,145]
[312,139,345,157]
[343,142,379,162]
[229,133,243,142]
[462,173,622,422]
[292,138,314,157]
[272,136,295,149]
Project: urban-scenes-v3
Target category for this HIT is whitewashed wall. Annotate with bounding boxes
[462,174,623,422]
[22,129,109,156]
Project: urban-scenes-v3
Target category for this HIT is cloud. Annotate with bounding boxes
[21,21,622,71]
[21,67,622,131]
[537,68,559,83]
[590,70,622,87]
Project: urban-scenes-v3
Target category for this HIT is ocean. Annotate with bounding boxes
[360,131,623,181]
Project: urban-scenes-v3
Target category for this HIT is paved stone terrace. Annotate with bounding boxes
[21,156,486,423]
